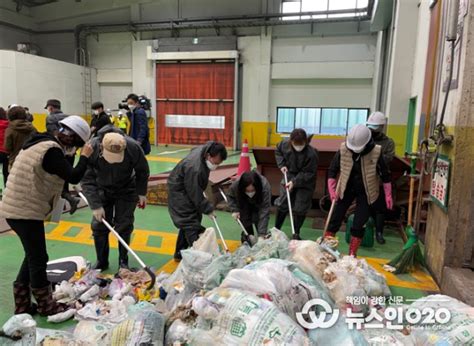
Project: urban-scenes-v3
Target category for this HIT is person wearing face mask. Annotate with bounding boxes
[44,99,81,214]
[126,94,150,155]
[81,125,150,271]
[324,124,392,257]
[275,128,318,240]
[366,112,395,244]
[227,170,272,243]
[168,141,228,261]
[0,116,93,316]
[90,101,112,136]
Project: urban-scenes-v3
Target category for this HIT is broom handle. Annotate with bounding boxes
[408,176,415,226]
[283,171,296,235]
[324,199,336,233]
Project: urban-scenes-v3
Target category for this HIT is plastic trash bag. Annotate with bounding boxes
[289,239,336,281]
[165,319,192,346]
[192,227,220,256]
[184,288,311,345]
[221,259,333,322]
[1,314,36,343]
[308,315,368,346]
[245,228,290,262]
[73,320,110,344]
[47,309,77,323]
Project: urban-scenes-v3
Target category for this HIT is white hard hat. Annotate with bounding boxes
[59,115,91,143]
[367,111,387,126]
[346,124,372,153]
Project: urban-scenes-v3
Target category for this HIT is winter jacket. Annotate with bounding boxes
[127,107,150,155]
[372,131,396,165]
[0,119,8,153]
[4,119,37,171]
[90,111,112,136]
[167,142,215,230]
[0,137,64,220]
[46,110,68,134]
[227,171,272,236]
[329,141,391,205]
[275,139,319,190]
[81,126,150,210]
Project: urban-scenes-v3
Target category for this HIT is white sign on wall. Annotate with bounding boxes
[165,114,225,129]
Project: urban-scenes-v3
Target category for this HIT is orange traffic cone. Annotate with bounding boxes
[237,139,251,176]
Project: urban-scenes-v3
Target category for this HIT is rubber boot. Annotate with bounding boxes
[349,236,363,257]
[13,282,37,315]
[92,235,109,271]
[31,285,69,316]
[62,192,80,215]
[292,214,306,240]
[275,210,287,230]
[118,233,131,270]
[324,231,336,238]
[375,213,386,244]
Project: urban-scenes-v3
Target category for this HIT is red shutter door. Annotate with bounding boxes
[156,62,235,147]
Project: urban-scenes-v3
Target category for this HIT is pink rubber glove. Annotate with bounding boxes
[383,183,393,210]
[328,178,338,202]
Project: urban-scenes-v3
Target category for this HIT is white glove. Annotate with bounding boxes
[232,212,240,220]
[280,166,288,174]
[92,208,105,222]
[138,195,147,209]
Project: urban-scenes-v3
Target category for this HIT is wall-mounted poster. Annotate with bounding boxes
[430,155,451,211]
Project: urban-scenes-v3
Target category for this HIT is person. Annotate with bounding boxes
[45,99,67,134]
[0,107,9,186]
[168,141,227,261]
[90,102,112,136]
[23,107,34,123]
[81,126,150,270]
[325,124,393,257]
[126,94,150,155]
[227,170,271,243]
[0,116,92,316]
[366,111,396,244]
[117,111,128,132]
[4,106,36,173]
[274,128,318,240]
[44,99,81,214]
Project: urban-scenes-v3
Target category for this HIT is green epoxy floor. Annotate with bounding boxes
[0,145,437,329]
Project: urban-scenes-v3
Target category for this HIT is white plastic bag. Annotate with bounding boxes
[192,227,220,256]
[1,314,36,344]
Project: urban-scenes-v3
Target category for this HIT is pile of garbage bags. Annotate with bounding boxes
[2,227,474,345]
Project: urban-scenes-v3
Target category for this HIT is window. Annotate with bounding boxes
[276,107,369,135]
[281,0,369,20]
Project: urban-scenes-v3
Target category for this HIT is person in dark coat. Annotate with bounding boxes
[367,111,396,244]
[274,128,318,240]
[90,101,112,136]
[4,106,37,173]
[227,170,272,242]
[81,125,150,270]
[325,124,392,257]
[168,141,227,261]
[126,94,150,155]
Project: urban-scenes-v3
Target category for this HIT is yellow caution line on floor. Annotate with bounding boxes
[146,156,181,163]
[45,221,438,291]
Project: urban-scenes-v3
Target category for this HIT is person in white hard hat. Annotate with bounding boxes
[324,124,393,257]
[0,115,93,316]
[367,111,396,244]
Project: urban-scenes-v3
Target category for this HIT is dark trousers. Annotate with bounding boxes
[174,226,205,259]
[0,152,9,187]
[370,187,387,234]
[275,186,312,234]
[240,209,258,242]
[91,196,137,265]
[327,188,374,239]
[7,219,49,288]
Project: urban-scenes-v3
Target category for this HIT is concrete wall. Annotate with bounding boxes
[0,50,98,131]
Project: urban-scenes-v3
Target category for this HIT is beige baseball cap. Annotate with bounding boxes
[102,133,126,163]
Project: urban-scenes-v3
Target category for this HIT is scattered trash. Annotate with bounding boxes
[47,309,77,323]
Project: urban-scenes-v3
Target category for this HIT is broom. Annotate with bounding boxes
[387,155,426,274]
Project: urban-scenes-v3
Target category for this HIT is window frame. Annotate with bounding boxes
[280,0,370,20]
[276,106,370,135]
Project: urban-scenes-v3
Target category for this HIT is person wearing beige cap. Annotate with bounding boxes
[81,125,150,271]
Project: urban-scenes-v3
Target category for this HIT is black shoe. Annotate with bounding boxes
[119,260,129,270]
[376,232,386,244]
[292,233,302,240]
[92,261,109,271]
[63,193,80,215]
